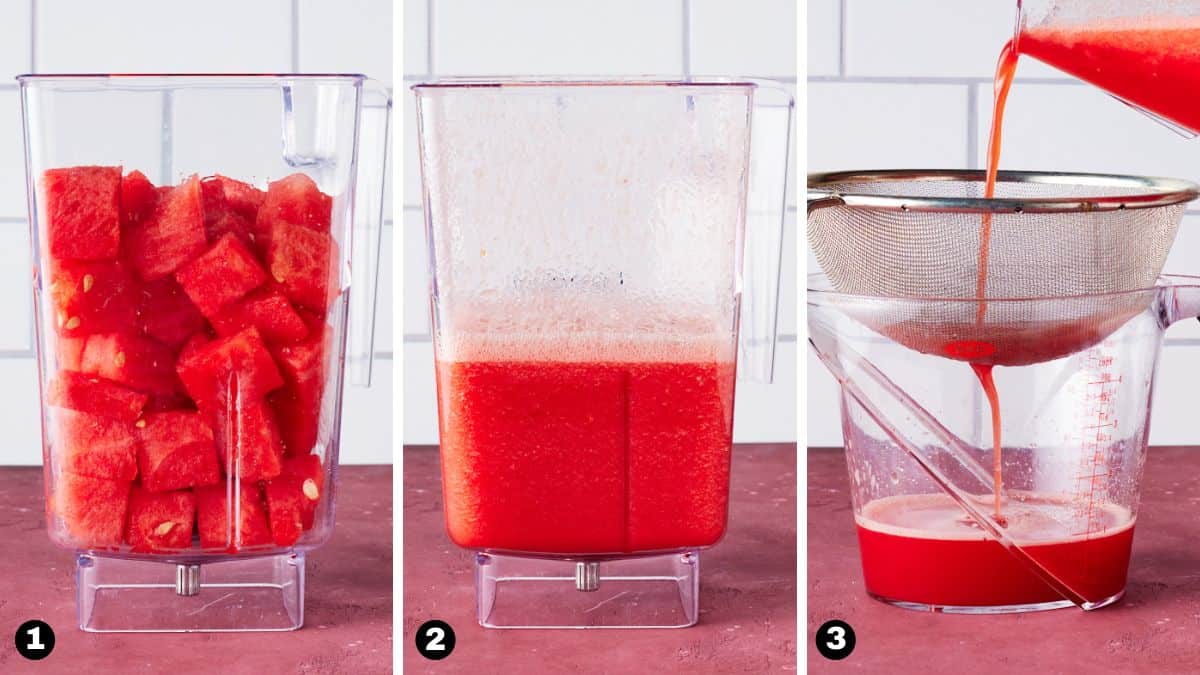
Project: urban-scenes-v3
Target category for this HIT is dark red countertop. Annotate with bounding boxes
[0,466,392,674]
[808,446,1200,673]
[403,443,797,673]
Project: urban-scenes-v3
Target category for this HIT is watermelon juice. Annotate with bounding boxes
[435,337,736,555]
[1020,16,1200,134]
[855,494,1135,608]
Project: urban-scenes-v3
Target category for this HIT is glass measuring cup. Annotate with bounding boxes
[415,78,792,628]
[808,170,1200,612]
[20,74,390,631]
[1017,0,1200,135]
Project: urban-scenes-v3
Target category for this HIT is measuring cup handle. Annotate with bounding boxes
[346,79,392,388]
[1158,274,1200,328]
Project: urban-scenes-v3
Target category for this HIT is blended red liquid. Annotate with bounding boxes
[1021,17,1200,134]
[856,494,1135,608]
[436,343,735,555]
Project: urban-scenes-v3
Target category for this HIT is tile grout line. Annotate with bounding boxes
[838,0,847,77]
[290,0,300,72]
[426,0,435,75]
[28,0,36,72]
[809,74,1080,85]
[681,0,691,77]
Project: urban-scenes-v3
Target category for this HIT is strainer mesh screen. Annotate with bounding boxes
[808,175,1187,365]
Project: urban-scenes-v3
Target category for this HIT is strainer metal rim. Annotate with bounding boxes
[805,271,1184,304]
[808,169,1200,214]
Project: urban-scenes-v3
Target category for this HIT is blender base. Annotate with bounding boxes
[474,550,700,629]
[76,552,305,632]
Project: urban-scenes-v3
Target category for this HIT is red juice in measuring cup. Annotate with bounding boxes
[435,337,736,555]
[855,493,1135,608]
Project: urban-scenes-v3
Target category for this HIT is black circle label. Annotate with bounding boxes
[415,619,455,660]
[15,619,55,660]
[816,619,855,660]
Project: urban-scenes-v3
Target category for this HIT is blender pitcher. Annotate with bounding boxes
[19,74,390,632]
[415,79,792,628]
[808,170,1200,612]
[1016,0,1200,135]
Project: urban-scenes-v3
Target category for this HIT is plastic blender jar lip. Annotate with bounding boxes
[410,75,762,90]
[16,72,368,80]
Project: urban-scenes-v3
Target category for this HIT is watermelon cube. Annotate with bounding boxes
[176,327,283,410]
[178,331,211,362]
[55,472,130,547]
[270,322,329,455]
[135,277,207,350]
[255,173,332,238]
[41,166,122,260]
[205,211,256,250]
[55,336,86,371]
[47,259,138,337]
[175,232,267,317]
[55,409,138,481]
[81,332,180,397]
[263,476,310,546]
[210,395,284,481]
[202,175,264,223]
[48,371,147,424]
[277,453,325,529]
[136,410,220,492]
[124,175,208,281]
[210,288,308,344]
[195,482,271,552]
[266,221,338,312]
[125,486,196,552]
[120,170,158,227]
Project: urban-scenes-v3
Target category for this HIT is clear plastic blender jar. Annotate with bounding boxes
[20,74,389,631]
[415,79,792,628]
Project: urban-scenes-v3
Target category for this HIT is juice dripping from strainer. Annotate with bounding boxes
[972,39,1020,524]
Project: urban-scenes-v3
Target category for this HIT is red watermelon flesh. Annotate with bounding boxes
[136,277,206,350]
[48,371,147,424]
[124,175,208,281]
[56,336,86,371]
[47,259,138,338]
[176,327,283,410]
[137,411,220,492]
[175,232,266,317]
[263,476,308,546]
[125,486,196,552]
[267,221,338,312]
[202,175,264,223]
[195,482,271,552]
[42,166,122,261]
[205,211,256,250]
[269,322,329,455]
[280,453,324,528]
[56,409,138,481]
[81,332,180,397]
[178,331,211,363]
[255,173,332,240]
[120,170,158,227]
[210,288,308,344]
[210,394,284,481]
[55,472,130,547]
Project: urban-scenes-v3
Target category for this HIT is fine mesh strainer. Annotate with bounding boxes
[808,170,1200,365]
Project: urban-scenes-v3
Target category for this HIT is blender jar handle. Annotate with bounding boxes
[347,79,392,387]
[739,81,794,383]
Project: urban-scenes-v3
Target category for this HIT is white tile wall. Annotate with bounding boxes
[690,0,796,78]
[0,2,392,464]
[432,0,684,76]
[807,0,1200,448]
[402,0,798,444]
